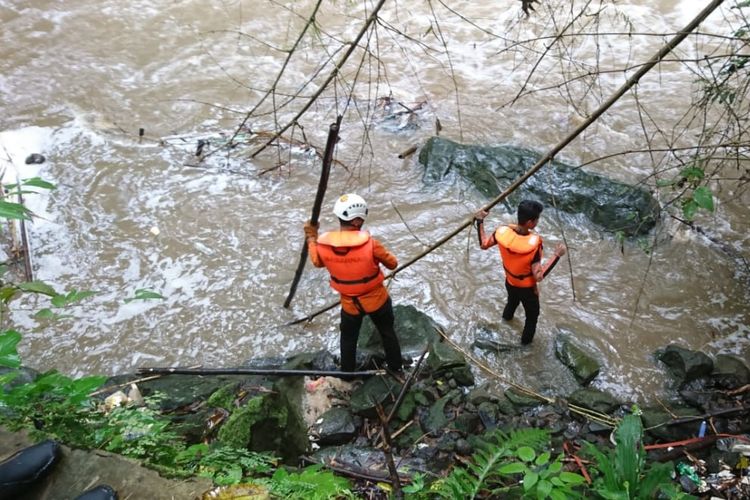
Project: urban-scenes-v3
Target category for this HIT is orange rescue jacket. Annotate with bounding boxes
[316,230,385,296]
[495,224,542,287]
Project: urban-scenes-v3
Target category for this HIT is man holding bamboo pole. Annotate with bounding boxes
[304,194,403,373]
[474,200,566,345]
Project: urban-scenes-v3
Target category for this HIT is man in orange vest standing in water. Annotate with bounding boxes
[304,194,403,372]
[474,200,566,345]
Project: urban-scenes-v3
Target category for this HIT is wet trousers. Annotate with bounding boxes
[340,297,402,372]
[503,281,540,345]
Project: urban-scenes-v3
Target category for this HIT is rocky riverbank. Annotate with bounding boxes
[2,305,748,498]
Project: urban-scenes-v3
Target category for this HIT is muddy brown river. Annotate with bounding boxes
[0,0,747,404]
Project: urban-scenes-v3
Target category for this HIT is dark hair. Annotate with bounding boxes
[517,199,543,225]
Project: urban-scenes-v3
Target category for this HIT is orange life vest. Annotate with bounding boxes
[495,224,542,287]
[316,230,384,296]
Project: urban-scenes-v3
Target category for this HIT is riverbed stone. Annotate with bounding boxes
[359,305,441,364]
[418,136,660,236]
[349,375,401,417]
[421,393,451,436]
[711,354,750,389]
[554,333,601,386]
[505,387,542,408]
[282,349,338,371]
[312,406,357,446]
[426,340,469,375]
[641,405,702,442]
[568,387,620,415]
[656,344,714,385]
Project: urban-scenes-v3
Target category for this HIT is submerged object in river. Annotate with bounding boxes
[419,136,660,236]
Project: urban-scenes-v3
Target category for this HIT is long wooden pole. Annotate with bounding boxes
[283,115,343,308]
[287,0,726,326]
[137,366,384,378]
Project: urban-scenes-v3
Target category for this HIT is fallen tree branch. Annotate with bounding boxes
[251,0,387,158]
[284,115,342,308]
[137,367,385,378]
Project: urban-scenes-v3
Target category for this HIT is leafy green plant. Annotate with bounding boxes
[434,427,550,499]
[266,464,352,499]
[95,402,185,466]
[176,444,277,485]
[124,288,165,303]
[497,446,585,499]
[582,414,689,499]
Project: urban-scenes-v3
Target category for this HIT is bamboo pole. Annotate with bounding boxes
[283,115,343,308]
[137,367,385,378]
[287,0,726,326]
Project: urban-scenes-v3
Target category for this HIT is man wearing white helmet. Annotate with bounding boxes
[304,193,403,372]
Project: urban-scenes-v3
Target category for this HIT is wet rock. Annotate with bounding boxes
[554,333,601,386]
[418,136,659,236]
[215,386,308,462]
[282,349,338,371]
[421,394,451,436]
[312,407,357,446]
[568,388,620,414]
[656,344,713,385]
[395,391,417,421]
[505,387,541,408]
[313,443,432,477]
[24,153,45,164]
[448,365,475,387]
[359,305,441,364]
[679,377,715,410]
[711,354,750,389]
[349,375,401,417]
[477,401,501,431]
[455,438,473,456]
[641,405,702,442]
[454,411,482,435]
[426,340,469,377]
[472,322,518,354]
[467,384,498,406]
[106,373,267,413]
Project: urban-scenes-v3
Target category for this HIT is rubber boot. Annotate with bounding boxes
[0,439,61,499]
[75,484,118,500]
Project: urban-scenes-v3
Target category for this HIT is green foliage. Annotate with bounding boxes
[34,289,98,321]
[434,427,552,499]
[583,414,689,499]
[498,448,585,500]
[124,288,165,303]
[0,330,22,368]
[95,403,185,466]
[267,464,352,500]
[0,200,34,221]
[176,444,276,486]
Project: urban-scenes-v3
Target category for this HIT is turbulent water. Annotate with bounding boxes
[0,0,747,404]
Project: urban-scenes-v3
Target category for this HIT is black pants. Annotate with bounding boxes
[503,282,540,345]
[340,297,402,372]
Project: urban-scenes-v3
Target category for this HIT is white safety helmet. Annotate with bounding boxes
[333,193,368,221]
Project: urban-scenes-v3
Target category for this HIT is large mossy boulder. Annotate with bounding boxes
[656,344,713,386]
[418,137,659,236]
[359,304,441,362]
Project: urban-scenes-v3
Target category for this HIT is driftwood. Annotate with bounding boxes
[283,115,342,308]
[137,367,384,379]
